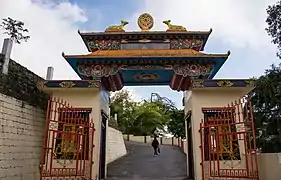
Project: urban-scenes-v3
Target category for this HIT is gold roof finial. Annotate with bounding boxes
[163,20,187,32]
[105,20,129,33]
[137,13,154,31]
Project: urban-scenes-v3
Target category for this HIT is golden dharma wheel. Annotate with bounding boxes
[138,13,154,31]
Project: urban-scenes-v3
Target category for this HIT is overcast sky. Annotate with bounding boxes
[0,0,279,108]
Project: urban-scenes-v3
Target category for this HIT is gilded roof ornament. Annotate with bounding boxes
[37,80,46,90]
[88,79,102,88]
[192,79,204,88]
[138,13,154,31]
[163,20,187,32]
[59,81,75,88]
[105,20,129,32]
[217,80,234,87]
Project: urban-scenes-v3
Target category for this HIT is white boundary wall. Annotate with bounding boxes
[107,127,127,164]
[0,93,45,180]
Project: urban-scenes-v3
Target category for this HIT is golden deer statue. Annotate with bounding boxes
[105,20,129,32]
[163,20,187,32]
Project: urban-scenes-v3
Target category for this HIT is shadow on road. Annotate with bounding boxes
[106,141,188,180]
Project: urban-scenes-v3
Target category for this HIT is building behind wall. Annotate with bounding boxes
[184,85,259,180]
[0,50,49,179]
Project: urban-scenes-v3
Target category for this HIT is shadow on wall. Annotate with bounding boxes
[107,127,127,164]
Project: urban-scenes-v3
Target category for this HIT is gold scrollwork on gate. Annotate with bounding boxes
[54,124,77,167]
[217,80,234,87]
[218,125,241,163]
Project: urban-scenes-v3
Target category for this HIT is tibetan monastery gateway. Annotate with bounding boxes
[38,13,259,180]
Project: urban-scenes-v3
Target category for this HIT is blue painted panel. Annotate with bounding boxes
[100,88,110,104]
[209,57,226,79]
[65,56,228,82]
[120,69,173,83]
[200,80,251,88]
[233,81,248,87]
[66,56,224,65]
[124,82,170,86]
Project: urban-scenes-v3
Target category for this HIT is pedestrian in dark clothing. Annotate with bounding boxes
[151,137,160,156]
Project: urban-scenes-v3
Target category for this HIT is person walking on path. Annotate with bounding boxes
[151,137,160,156]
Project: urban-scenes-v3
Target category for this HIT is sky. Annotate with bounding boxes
[0,0,279,109]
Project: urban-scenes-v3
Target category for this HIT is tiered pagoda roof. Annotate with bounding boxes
[49,13,234,92]
[78,30,213,52]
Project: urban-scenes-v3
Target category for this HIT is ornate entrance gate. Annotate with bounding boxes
[199,98,259,180]
[40,97,95,180]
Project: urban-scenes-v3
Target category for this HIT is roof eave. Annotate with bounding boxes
[208,55,230,79]
[62,52,84,80]
[79,30,212,37]
[78,30,91,52]
[62,50,230,60]
[63,55,230,60]
[200,28,212,51]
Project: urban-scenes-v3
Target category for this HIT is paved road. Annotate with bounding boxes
[106,141,188,180]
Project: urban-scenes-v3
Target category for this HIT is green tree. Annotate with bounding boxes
[150,93,185,138]
[167,109,185,138]
[249,64,281,153]
[266,1,281,58]
[110,89,137,133]
[110,91,186,137]
[130,101,168,135]
[0,17,30,44]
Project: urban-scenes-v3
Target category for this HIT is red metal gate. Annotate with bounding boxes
[40,97,95,180]
[199,98,259,180]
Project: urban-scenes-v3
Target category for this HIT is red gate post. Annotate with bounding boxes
[199,119,205,180]
[199,98,259,180]
[89,121,95,180]
[40,97,95,180]
[248,98,260,178]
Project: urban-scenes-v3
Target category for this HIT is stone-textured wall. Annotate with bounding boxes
[107,127,127,164]
[0,56,48,109]
[258,153,281,180]
[0,93,45,180]
[0,55,48,180]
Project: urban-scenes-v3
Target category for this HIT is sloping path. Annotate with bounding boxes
[106,141,188,180]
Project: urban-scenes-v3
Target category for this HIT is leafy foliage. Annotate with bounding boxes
[110,91,185,137]
[249,64,281,153]
[109,89,137,133]
[130,101,169,135]
[167,109,185,138]
[266,1,281,58]
[108,116,119,129]
[0,17,30,44]
[150,93,185,138]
